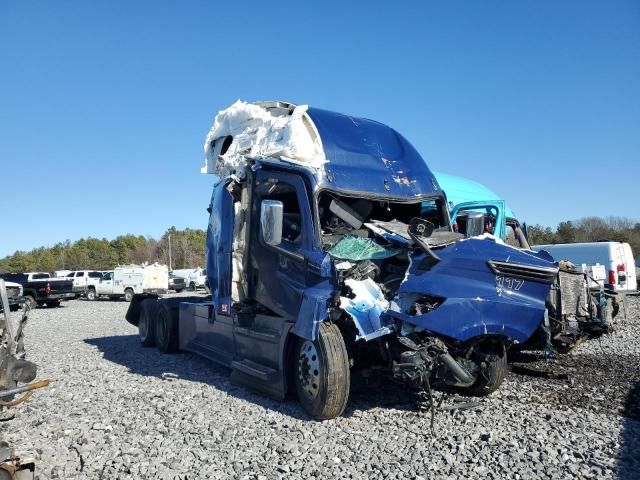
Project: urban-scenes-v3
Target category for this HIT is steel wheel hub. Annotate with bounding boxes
[298,340,320,399]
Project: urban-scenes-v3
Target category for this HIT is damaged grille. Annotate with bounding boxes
[487,260,558,284]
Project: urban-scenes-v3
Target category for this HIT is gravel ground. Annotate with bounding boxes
[1,294,639,479]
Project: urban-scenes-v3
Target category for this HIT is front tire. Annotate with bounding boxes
[86,288,97,301]
[189,282,196,292]
[24,295,37,310]
[467,343,507,396]
[46,300,61,308]
[295,322,350,420]
[174,289,183,293]
[138,299,157,347]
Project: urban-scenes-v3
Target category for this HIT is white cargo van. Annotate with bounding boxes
[532,242,637,293]
[87,264,168,301]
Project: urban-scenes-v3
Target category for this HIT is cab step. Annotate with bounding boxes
[230,359,285,400]
[231,359,278,382]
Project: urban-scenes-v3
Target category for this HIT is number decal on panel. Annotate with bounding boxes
[496,275,524,294]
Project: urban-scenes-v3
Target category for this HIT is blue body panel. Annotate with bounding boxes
[387,238,554,343]
[307,107,440,198]
[206,179,234,316]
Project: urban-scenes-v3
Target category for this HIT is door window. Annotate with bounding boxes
[258,181,305,250]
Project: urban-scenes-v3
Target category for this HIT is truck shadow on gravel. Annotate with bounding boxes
[84,335,420,420]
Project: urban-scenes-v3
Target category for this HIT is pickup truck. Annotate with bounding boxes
[0,280,23,312]
[0,272,75,308]
[59,270,105,294]
[126,101,559,420]
[171,268,207,291]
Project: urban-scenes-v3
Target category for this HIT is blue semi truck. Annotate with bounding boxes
[126,101,558,419]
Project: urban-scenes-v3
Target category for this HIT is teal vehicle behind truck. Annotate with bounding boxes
[432,171,621,353]
[434,171,529,249]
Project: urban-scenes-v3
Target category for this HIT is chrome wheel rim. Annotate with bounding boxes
[298,340,321,399]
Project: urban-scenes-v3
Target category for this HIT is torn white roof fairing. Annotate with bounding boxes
[203,100,326,178]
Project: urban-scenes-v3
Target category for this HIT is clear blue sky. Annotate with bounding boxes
[1,1,638,257]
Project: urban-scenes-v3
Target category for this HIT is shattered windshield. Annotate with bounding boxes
[329,235,402,261]
[317,192,459,298]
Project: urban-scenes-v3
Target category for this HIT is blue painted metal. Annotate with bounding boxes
[206,179,234,316]
[307,107,440,198]
[387,237,556,343]
[295,279,335,340]
[434,171,517,219]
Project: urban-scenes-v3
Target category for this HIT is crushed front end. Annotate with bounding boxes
[320,193,558,396]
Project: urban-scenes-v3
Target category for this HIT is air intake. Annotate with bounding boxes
[487,260,558,284]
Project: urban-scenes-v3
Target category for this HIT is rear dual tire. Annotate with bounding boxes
[138,299,157,347]
[155,303,179,353]
[138,298,179,353]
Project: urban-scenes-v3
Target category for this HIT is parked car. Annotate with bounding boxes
[0,272,75,308]
[88,264,168,301]
[168,273,186,293]
[60,270,105,294]
[0,280,23,312]
[127,100,558,419]
[532,242,637,293]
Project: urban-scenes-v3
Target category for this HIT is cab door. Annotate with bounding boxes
[451,200,506,240]
[98,272,114,295]
[250,170,313,321]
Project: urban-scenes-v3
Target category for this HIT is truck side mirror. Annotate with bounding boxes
[260,199,283,246]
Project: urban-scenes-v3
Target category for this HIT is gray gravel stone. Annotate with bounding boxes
[0,294,638,479]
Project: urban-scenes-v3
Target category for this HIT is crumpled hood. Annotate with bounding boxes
[387,237,558,343]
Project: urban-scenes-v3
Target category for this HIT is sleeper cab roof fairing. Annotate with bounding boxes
[203,100,441,199]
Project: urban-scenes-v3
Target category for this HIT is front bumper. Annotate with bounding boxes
[143,289,167,295]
